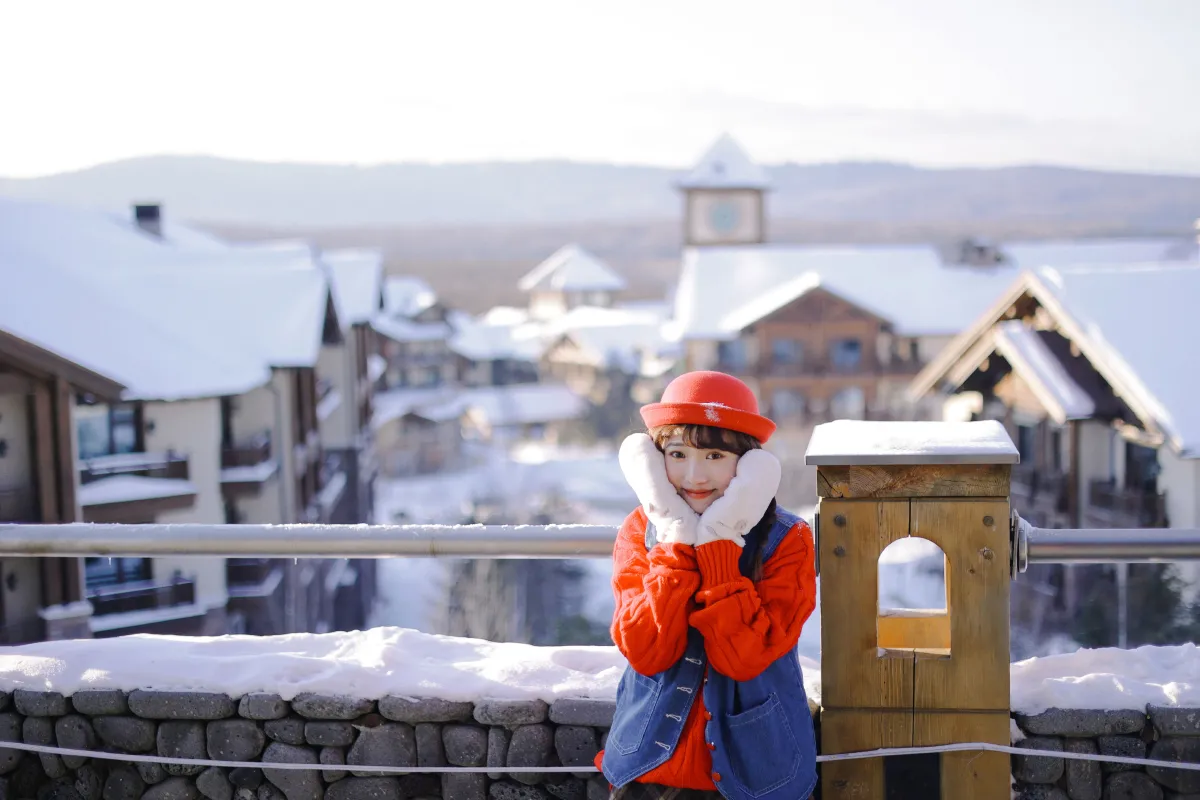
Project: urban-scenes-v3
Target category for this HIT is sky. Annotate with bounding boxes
[2,0,1198,178]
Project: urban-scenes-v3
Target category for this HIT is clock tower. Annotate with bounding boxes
[678,133,770,247]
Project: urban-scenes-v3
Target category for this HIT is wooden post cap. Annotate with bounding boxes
[804,420,1019,466]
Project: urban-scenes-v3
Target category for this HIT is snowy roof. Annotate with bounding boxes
[1001,237,1193,270]
[372,315,452,344]
[372,387,460,430]
[676,133,772,191]
[543,306,674,372]
[372,383,586,430]
[463,383,588,427]
[318,249,384,326]
[1036,265,1200,457]
[989,321,1095,422]
[913,263,1200,457]
[0,196,298,399]
[448,316,545,362]
[674,244,1027,339]
[0,251,270,401]
[674,237,1200,342]
[517,245,627,294]
[383,276,438,318]
[481,306,532,326]
[105,265,338,369]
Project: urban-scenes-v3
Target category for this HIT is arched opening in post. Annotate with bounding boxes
[877,536,949,655]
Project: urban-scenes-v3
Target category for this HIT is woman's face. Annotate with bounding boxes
[662,435,740,514]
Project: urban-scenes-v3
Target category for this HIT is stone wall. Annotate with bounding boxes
[0,690,619,800]
[1011,706,1200,800]
[6,687,1200,800]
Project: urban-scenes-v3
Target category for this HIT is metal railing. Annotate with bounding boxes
[0,522,616,558]
[2,515,1200,568]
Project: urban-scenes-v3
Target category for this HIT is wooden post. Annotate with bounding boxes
[806,420,1018,800]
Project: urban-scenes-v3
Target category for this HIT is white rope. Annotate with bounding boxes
[815,741,1200,772]
[2,739,1199,774]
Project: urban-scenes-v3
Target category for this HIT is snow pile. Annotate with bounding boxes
[805,419,1019,465]
[78,476,197,506]
[0,626,820,706]
[0,627,622,702]
[1010,643,1200,714]
[6,624,1198,716]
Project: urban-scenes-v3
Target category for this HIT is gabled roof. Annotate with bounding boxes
[372,315,451,344]
[517,245,627,294]
[383,276,438,318]
[911,264,1200,457]
[447,316,544,362]
[676,133,772,191]
[0,197,352,398]
[542,305,675,372]
[320,248,384,326]
[939,321,1095,424]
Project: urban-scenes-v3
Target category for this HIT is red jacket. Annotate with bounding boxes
[595,507,817,789]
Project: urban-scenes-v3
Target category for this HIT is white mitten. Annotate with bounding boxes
[696,449,782,548]
[618,433,699,546]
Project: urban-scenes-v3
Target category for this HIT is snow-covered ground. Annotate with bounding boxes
[368,440,952,664]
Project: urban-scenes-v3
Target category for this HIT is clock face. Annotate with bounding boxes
[709,200,741,235]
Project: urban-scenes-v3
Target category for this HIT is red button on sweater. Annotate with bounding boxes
[594,508,816,790]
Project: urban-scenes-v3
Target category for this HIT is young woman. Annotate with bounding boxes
[595,370,818,800]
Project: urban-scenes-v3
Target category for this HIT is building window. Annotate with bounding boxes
[717,339,748,370]
[771,338,803,367]
[771,389,806,422]
[76,403,141,459]
[85,557,151,588]
[830,387,866,420]
[829,339,862,371]
[1016,425,1035,463]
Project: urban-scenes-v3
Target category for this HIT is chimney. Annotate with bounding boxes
[133,203,162,238]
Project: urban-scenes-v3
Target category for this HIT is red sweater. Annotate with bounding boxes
[595,508,817,790]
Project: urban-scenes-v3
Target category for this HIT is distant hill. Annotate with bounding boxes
[3,156,1200,231]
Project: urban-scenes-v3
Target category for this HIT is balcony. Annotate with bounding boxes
[88,576,196,617]
[0,485,34,522]
[79,451,189,484]
[222,433,271,469]
[221,434,278,499]
[1086,479,1168,528]
[227,558,280,587]
[77,452,197,523]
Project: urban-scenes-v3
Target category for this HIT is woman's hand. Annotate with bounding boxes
[619,433,699,546]
[696,449,781,547]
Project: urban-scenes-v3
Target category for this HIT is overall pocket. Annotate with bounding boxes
[724,692,801,797]
[607,670,661,756]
